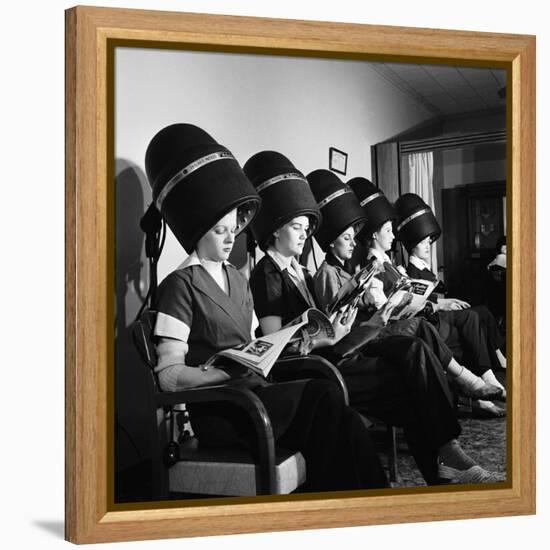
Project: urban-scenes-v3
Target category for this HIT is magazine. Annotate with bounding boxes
[364,273,437,328]
[204,308,335,378]
[327,257,383,316]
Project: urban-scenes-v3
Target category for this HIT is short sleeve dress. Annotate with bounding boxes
[154,254,388,491]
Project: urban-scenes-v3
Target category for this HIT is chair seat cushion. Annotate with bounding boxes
[169,440,306,496]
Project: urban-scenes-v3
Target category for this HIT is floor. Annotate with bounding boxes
[383,405,507,487]
[116,372,509,500]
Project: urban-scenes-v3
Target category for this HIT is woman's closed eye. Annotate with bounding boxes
[214,226,237,235]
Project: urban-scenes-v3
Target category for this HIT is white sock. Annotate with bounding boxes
[438,439,476,470]
[496,349,507,369]
[454,366,485,392]
[482,369,504,390]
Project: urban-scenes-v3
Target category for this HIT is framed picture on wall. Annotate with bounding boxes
[329,147,348,175]
[65,6,535,544]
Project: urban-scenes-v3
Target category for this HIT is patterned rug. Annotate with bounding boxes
[381,402,508,487]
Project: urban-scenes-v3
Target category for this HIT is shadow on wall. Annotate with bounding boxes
[115,159,153,480]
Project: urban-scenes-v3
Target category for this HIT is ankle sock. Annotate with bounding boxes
[496,349,507,369]
[482,369,504,390]
[454,366,486,392]
[438,439,477,471]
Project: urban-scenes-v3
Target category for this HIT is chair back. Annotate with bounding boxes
[131,310,161,392]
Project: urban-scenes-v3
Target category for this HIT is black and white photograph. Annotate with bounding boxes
[4,0,546,548]
[114,46,509,503]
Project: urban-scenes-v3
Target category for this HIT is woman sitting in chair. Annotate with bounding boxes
[245,153,499,485]
[348,178,503,403]
[394,193,506,417]
[145,123,388,493]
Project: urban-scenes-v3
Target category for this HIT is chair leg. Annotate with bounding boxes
[387,424,399,484]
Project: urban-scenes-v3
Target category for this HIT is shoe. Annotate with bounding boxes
[472,399,506,419]
[454,381,503,400]
[495,387,507,402]
[438,463,500,484]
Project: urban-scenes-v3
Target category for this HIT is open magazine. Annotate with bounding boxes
[327,257,383,316]
[364,268,437,328]
[204,308,334,378]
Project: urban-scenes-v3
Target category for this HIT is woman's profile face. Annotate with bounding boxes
[273,216,310,257]
[331,226,356,261]
[196,209,237,262]
[411,236,432,262]
[372,220,394,252]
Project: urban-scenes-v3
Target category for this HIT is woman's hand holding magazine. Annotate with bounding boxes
[327,258,383,316]
[363,271,438,328]
[294,306,357,351]
[327,306,359,344]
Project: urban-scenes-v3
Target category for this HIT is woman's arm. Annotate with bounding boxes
[435,298,471,311]
[258,315,283,336]
[364,276,388,309]
[313,268,340,314]
[258,309,356,351]
[156,337,231,389]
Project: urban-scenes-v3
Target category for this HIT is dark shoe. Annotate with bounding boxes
[494,387,507,402]
[454,381,503,400]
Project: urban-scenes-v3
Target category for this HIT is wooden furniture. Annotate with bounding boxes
[132,310,357,498]
[442,181,506,306]
[132,310,309,498]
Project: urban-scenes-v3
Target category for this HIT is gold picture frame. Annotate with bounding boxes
[65,5,536,544]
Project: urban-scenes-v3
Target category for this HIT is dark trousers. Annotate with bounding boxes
[381,317,453,367]
[334,328,461,484]
[277,379,388,491]
[190,378,388,492]
[472,305,505,370]
[437,308,492,376]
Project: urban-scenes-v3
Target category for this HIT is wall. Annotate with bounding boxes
[399,110,506,272]
[114,47,434,473]
[440,143,506,189]
[116,47,434,281]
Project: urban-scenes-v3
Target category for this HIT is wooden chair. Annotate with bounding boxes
[131,310,349,498]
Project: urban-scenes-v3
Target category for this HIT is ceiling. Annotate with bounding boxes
[368,62,506,117]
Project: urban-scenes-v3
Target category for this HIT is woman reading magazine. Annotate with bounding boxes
[246,154,499,485]
[348,178,503,403]
[146,123,388,492]
[394,193,506,417]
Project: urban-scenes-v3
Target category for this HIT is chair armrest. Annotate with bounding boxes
[156,384,271,434]
[156,384,277,494]
[271,355,349,405]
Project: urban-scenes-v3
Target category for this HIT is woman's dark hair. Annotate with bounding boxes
[357,219,388,248]
[496,235,506,254]
[264,233,276,250]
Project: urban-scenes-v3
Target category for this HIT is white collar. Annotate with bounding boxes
[266,248,304,273]
[177,251,230,270]
[368,248,391,263]
[488,253,506,269]
[409,254,431,271]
